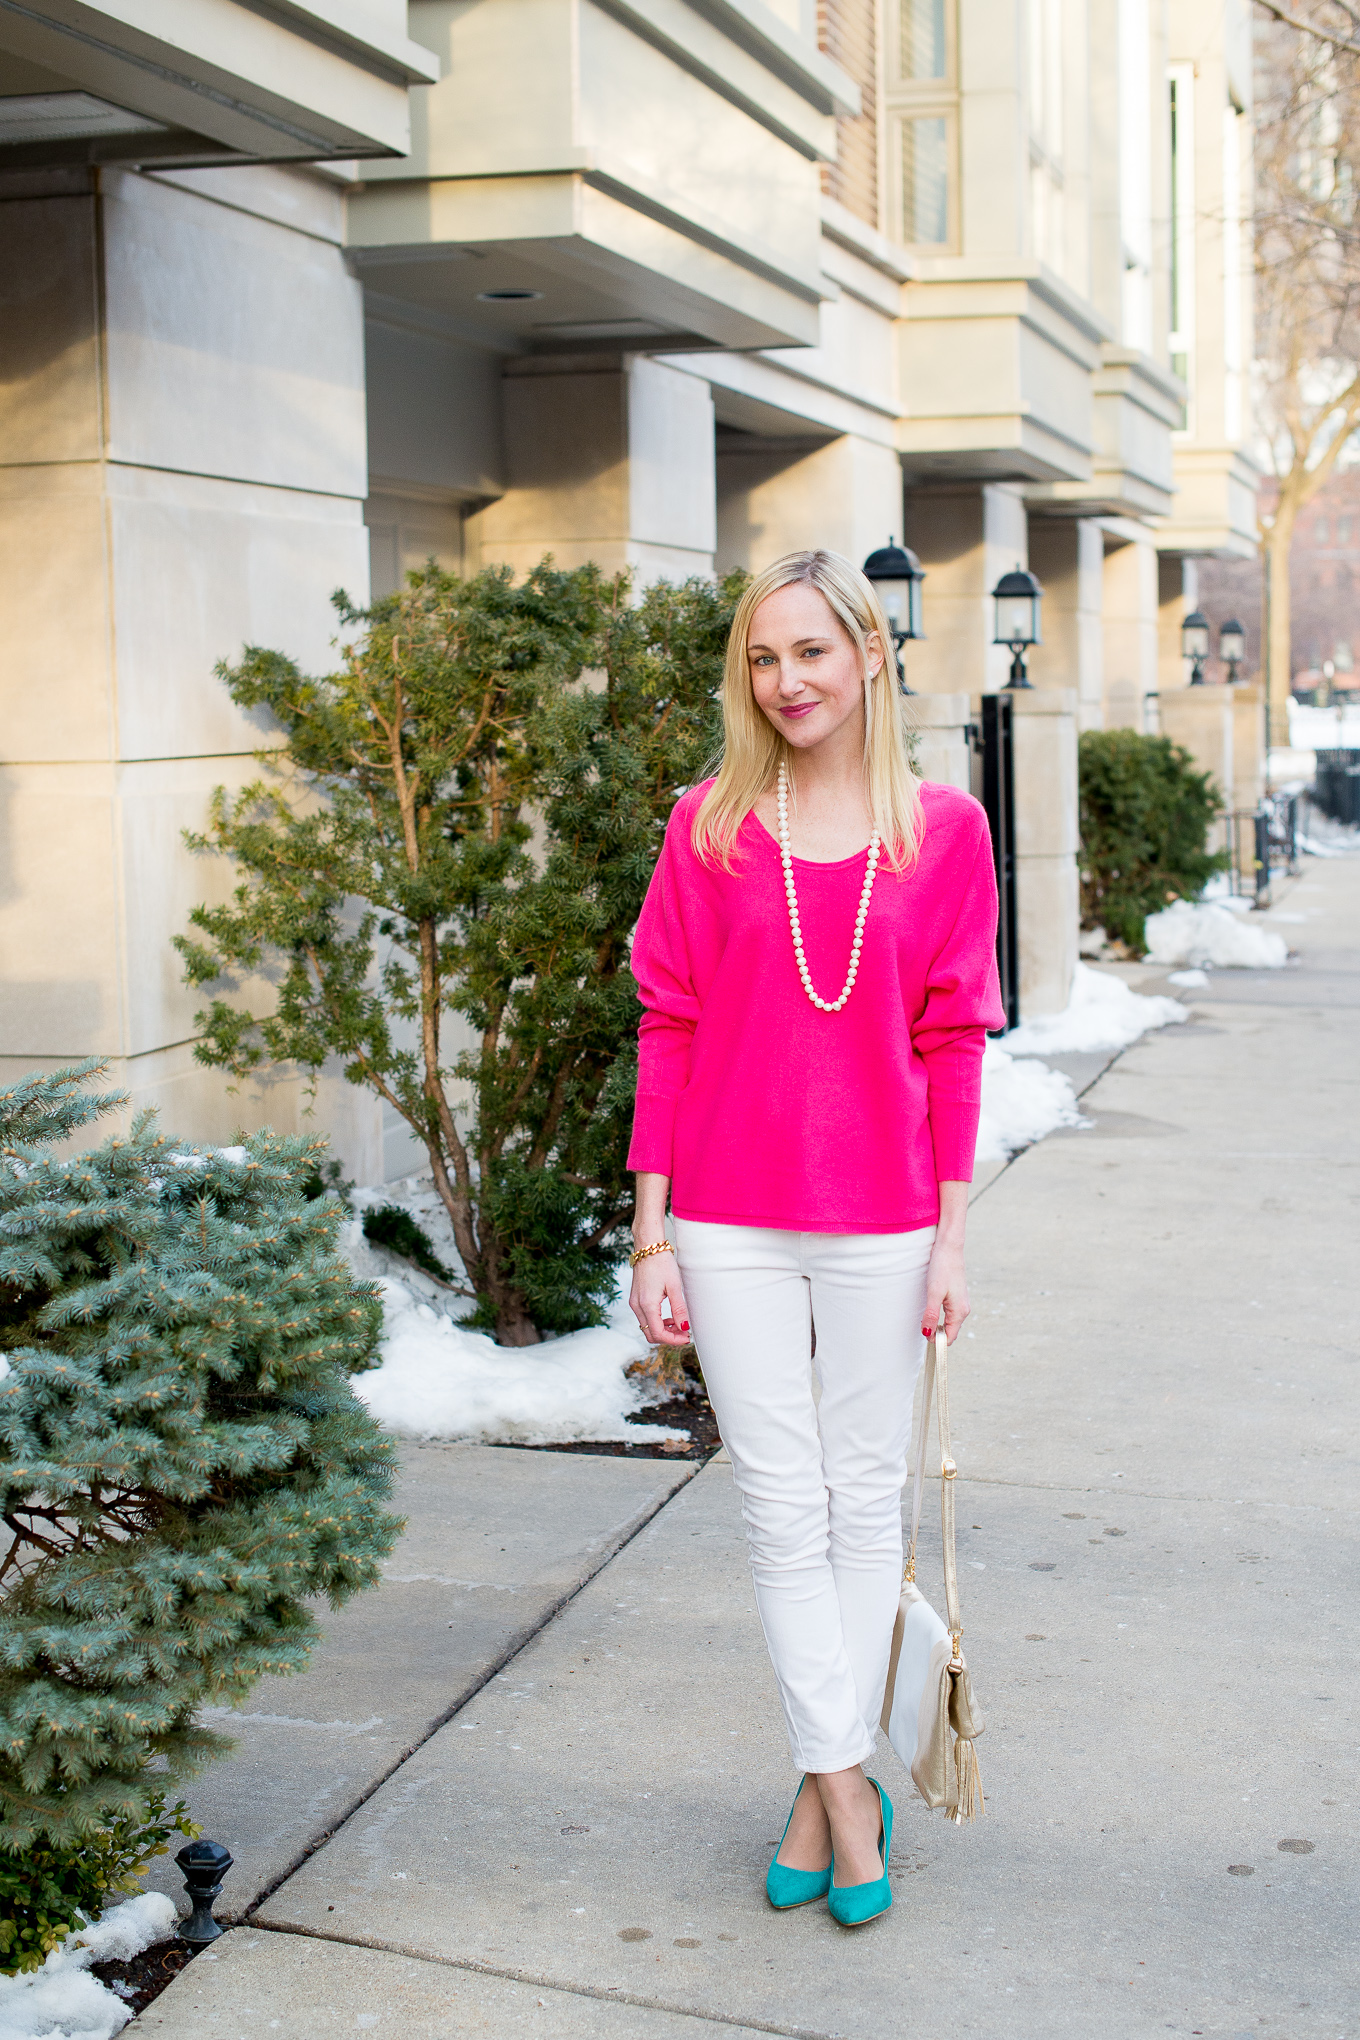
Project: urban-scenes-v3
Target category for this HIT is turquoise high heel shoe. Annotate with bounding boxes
[765,1779,833,1910]
[826,1777,893,1928]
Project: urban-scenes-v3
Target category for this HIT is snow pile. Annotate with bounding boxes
[1143,900,1288,969]
[1288,700,1360,749]
[976,1042,1084,1163]
[345,1227,686,1447]
[1004,962,1188,1056]
[0,1892,176,2040]
[343,1188,474,1321]
[1299,806,1360,858]
[975,964,1189,1164]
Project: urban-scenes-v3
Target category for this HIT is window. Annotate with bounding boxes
[1316,517,1330,543]
[1167,60,1195,422]
[901,0,946,80]
[903,115,951,244]
[1222,105,1243,441]
[1029,0,1065,276]
[889,0,957,249]
[1120,0,1153,353]
[1339,516,1353,544]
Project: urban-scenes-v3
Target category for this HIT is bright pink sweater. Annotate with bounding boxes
[627,780,1004,1232]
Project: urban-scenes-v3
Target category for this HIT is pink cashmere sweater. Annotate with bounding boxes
[627,779,1004,1232]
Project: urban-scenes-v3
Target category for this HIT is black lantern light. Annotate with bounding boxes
[991,565,1044,688]
[862,538,925,695]
[1181,607,1212,684]
[1218,618,1246,682]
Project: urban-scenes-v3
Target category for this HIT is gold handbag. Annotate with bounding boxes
[880,1325,985,1821]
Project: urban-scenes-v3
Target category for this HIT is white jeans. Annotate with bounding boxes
[673,1218,933,1775]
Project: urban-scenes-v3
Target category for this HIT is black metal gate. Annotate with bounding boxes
[1314,748,1360,827]
[977,693,1019,1032]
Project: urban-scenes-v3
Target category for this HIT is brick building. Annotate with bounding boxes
[1198,468,1360,695]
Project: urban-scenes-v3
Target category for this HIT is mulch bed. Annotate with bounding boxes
[502,1388,721,1461]
[91,1935,198,2015]
[497,1344,722,1461]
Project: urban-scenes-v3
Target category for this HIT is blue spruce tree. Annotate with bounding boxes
[0,1065,401,1895]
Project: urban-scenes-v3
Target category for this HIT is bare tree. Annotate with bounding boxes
[1254,14,1360,738]
[1256,2,1360,62]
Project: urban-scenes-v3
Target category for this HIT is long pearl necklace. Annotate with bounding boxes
[776,762,881,1013]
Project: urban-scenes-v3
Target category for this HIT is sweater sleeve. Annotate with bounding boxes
[627,811,704,1176]
[912,823,1006,1183]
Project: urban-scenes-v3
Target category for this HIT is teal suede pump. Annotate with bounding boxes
[765,1779,833,1910]
[826,1777,893,1928]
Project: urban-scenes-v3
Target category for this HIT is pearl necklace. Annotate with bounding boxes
[776,762,881,1013]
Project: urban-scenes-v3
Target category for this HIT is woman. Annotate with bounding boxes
[627,549,1002,1928]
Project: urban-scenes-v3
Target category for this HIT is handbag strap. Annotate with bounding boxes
[906,1327,964,1658]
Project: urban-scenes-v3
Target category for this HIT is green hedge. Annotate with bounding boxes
[1078,728,1226,949]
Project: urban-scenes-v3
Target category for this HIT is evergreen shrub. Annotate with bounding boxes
[0,1789,196,1973]
[0,1064,401,1952]
[360,1205,454,1285]
[176,560,739,1345]
[1078,729,1226,948]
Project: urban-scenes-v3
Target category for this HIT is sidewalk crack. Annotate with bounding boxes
[234,1462,705,1923]
[243,1920,843,2039]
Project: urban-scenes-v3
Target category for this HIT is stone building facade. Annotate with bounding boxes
[0,0,1259,1178]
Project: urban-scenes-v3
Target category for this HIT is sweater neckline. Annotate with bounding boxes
[746,811,872,871]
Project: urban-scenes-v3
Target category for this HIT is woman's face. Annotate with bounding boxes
[747,581,883,755]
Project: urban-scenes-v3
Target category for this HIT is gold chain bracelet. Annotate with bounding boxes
[628,1239,674,1267]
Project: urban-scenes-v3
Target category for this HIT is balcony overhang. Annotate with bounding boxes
[347,170,825,355]
[895,269,1105,487]
[1152,446,1263,558]
[1026,347,1183,521]
[0,1,437,169]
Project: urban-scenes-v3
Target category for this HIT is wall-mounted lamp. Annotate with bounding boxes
[1182,608,1212,684]
[1218,618,1246,683]
[991,566,1044,689]
[862,539,926,696]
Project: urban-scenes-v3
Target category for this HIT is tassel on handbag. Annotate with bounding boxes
[880,1326,985,1822]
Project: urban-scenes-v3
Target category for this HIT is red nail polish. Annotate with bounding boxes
[679,1321,690,1332]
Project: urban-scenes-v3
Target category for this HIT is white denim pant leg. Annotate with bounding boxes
[673,1219,933,1775]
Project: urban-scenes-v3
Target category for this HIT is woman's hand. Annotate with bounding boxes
[922,1180,970,1344]
[630,1172,691,1347]
[630,1251,691,1347]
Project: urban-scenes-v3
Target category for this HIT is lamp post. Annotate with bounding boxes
[862,539,925,694]
[991,566,1043,688]
[1182,608,1211,684]
[1219,618,1246,684]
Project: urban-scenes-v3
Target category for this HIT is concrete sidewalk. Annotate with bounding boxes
[141,1446,697,1918]
[135,858,1359,2040]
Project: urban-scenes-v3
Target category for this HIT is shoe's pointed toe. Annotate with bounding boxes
[766,1780,833,1910]
[826,1778,894,1928]
[766,1858,833,1909]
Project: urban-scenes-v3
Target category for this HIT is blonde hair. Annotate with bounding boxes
[693,549,924,873]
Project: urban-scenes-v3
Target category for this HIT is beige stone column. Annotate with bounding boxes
[1009,687,1079,1018]
[0,165,384,1174]
[1158,685,1235,857]
[903,483,1029,696]
[1228,682,1266,883]
[473,354,716,584]
[1230,683,1266,814]
[905,692,971,792]
[1027,518,1105,731]
[1102,528,1159,729]
[715,432,903,577]
[1156,555,1197,695]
